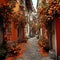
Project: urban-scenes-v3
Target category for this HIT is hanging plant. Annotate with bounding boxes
[46,1,60,20]
[0,3,13,23]
[13,11,26,29]
[38,1,60,23]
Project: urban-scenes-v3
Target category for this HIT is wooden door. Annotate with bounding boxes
[56,17,60,56]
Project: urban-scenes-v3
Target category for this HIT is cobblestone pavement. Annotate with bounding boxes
[17,37,54,60]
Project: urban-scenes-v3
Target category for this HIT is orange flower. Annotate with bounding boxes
[48,10,53,15]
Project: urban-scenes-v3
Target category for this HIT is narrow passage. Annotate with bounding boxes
[17,37,53,60]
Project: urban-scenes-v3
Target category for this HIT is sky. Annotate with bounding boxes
[32,0,37,11]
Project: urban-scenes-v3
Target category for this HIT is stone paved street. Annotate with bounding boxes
[17,37,54,60]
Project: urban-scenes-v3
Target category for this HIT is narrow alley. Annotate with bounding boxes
[0,0,60,60]
[17,37,54,60]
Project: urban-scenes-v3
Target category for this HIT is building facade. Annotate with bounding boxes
[37,0,60,57]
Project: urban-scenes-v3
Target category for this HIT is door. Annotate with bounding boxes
[56,17,60,56]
